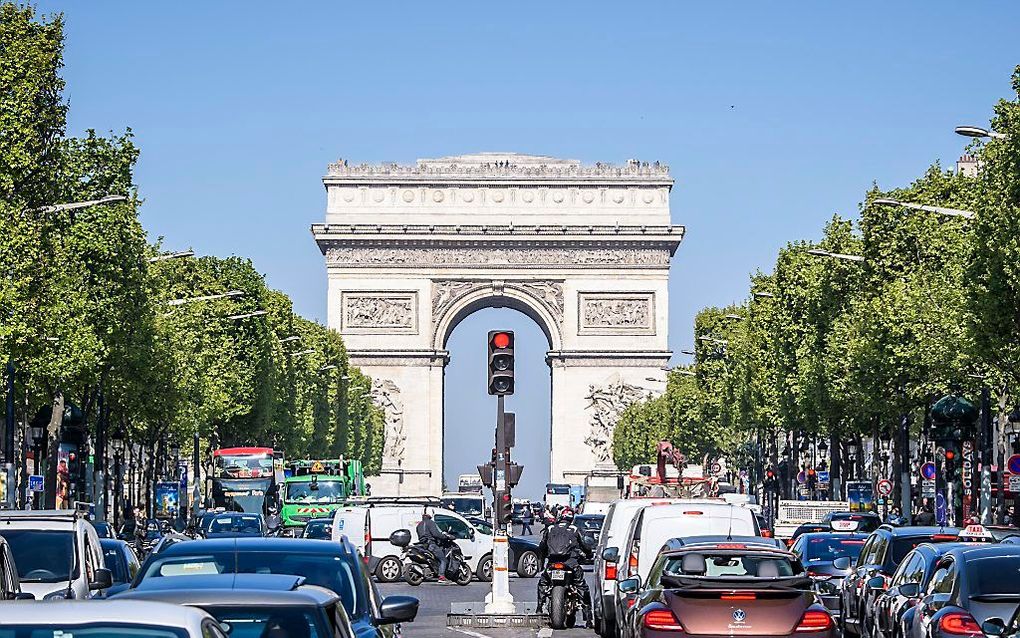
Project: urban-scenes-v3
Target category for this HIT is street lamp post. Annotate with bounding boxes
[873,198,976,220]
[111,430,125,529]
[955,125,1007,140]
[806,248,865,262]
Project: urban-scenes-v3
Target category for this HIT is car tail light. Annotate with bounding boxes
[683,511,704,515]
[605,563,617,580]
[931,534,958,542]
[643,609,684,631]
[721,593,757,600]
[629,551,639,573]
[796,610,834,633]
[552,562,565,569]
[939,612,983,636]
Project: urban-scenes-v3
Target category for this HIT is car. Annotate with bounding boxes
[132,536,418,638]
[790,531,868,622]
[203,512,267,538]
[593,498,690,638]
[618,538,834,638]
[100,538,141,596]
[114,572,366,638]
[0,509,112,599]
[872,543,965,638]
[467,516,542,578]
[789,523,831,545]
[334,502,494,582]
[575,513,606,548]
[303,517,335,539]
[0,599,228,637]
[905,545,1020,638]
[840,526,961,638]
[93,520,115,539]
[610,501,760,629]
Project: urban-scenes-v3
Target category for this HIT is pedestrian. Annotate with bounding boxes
[521,505,534,535]
[914,502,936,526]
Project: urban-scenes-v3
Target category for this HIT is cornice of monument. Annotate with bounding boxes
[311,222,684,241]
[324,153,673,187]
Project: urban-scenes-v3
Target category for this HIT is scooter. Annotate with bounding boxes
[389,529,472,586]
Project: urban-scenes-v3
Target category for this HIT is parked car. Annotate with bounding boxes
[905,545,1020,638]
[99,538,141,597]
[202,512,267,538]
[840,526,961,638]
[593,497,689,638]
[0,600,227,637]
[790,531,867,622]
[114,572,370,638]
[132,536,417,638]
[610,501,760,627]
[333,503,494,582]
[466,516,542,578]
[872,542,964,638]
[0,509,111,599]
[618,537,833,638]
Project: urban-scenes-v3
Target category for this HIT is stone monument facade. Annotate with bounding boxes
[312,153,683,495]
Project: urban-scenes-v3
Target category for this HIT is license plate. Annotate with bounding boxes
[550,570,567,580]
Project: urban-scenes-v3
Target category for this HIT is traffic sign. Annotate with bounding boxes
[1008,454,1020,475]
[27,475,43,492]
[310,461,324,473]
[796,470,806,485]
[1010,475,1020,494]
[710,463,722,475]
[920,462,936,481]
[921,479,936,498]
[877,479,893,497]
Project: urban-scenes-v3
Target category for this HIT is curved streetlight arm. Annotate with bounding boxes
[33,194,128,214]
[955,125,1007,140]
[166,290,245,306]
[806,248,865,263]
[872,198,975,220]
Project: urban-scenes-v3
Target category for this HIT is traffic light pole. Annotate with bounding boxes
[486,394,515,614]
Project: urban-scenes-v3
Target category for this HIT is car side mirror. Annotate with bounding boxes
[618,577,640,594]
[378,595,419,624]
[899,582,920,598]
[983,619,1007,637]
[832,557,852,570]
[90,567,113,590]
[867,576,885,591]
[602,547,619,563]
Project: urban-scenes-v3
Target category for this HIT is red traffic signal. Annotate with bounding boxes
[487,330,515,396]
[945,450,955,461]
[492,332,511,349]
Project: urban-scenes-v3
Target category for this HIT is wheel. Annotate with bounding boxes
[376,556,402,583]
[456,563,472,586]
[403,564,424,586]
[477,554,493,582]
[516,550,540,578]
[550,586,567,630]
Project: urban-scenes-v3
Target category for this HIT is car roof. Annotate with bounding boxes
[878,525,962,537]
[134,573,305,592]
[0,600,212,626]
[943,543,1020,561]
[639,502,747,520]
[100,538,131,549]
[794,532,868,542]
[118,584,340,607]
[157,537,355,556]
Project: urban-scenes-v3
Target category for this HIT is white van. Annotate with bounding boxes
[0,510,111,600]
[593,498,688,638]
[332,504,493,582]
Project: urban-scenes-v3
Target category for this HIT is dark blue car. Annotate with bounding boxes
[99,538,141,597]
[132,536,418,638]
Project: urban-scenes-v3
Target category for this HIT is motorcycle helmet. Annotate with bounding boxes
[558,508,575,524]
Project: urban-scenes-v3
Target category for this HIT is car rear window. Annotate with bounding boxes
[664,552,797,578]
[971,556,1020,595]
[890,535,957,564]
[806,537,866,562]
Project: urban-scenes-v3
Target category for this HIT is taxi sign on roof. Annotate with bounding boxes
[958,524,994,541]
[830,519,860,532]
[311,461,325,473]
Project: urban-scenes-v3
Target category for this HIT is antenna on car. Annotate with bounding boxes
[726,505,735,540]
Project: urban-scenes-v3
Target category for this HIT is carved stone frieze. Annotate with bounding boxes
[431,279,564,324]
[578,292,655,335]
[515,281,564,322]
[326,154,670,180]
[326,247,670,268]
[431,281,476,320]
[341,292,417,333]
[371,379,406,466]
[584,376,651,464]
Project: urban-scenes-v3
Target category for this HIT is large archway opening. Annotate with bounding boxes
[443,307,551,501]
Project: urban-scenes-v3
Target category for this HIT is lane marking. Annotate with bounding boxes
[538,628,554,638]
[448,627,492,638]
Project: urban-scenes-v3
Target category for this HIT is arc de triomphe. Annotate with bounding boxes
[312,153,684,496]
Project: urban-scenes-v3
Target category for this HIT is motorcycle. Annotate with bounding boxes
[389,529,472,586]
[540,560,585,629]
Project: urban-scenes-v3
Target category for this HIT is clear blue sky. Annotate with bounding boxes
[38,1,1020,499]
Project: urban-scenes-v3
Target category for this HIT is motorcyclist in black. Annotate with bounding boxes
[416,509,456,583]
[538,507,593,627]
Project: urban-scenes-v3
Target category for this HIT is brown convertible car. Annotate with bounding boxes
[618,537,835,638]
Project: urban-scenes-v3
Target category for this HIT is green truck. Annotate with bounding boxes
[280,459,366,528]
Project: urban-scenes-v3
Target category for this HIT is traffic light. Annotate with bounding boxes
[487,331,514,396]
[496,492,513,526]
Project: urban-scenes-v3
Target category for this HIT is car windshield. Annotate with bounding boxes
[0,626,188,637]
[0,529,78,582]
[141,550,363,617]
[214,453,274,478]
[971,556,1020,595]
[664,552,798,578]
[202,604,329,638]
[207,515,264,535]
[303,521,333,539]
[287,481,346,504]
[441,498,483,516]
[805,537,866,562]
[577,517,604,531]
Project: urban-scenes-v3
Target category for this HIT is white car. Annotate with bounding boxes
[332,503,494,582]
[0,510,110,600]
[0,600,227,636]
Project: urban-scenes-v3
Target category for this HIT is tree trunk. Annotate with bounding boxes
[44,390,64,509]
